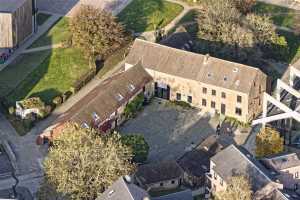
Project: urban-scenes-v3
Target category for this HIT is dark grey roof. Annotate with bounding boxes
[97,176,149,200]
[178,135,230,178]
[211,145,275,192]
[262,153,300,171]
[275,189,300,200]
[126,39,266,94]
[135,160,183,185]
[152,190,193,200]
[0,0,28,12]
[0,145,13,177]
[160,26,193,51]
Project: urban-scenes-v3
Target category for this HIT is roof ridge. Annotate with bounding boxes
[135,39,260,72]
[231,145,273,182]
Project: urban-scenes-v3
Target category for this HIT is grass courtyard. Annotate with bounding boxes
[6,48,91,105]
[253,2,300,29]
[118,0,183,32]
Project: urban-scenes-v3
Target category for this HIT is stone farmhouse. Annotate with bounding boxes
[37,64,153,144]
[207,145,300,200]
[125,39,269,123]
[0,0,37,51]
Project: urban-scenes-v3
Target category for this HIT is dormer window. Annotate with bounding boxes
[116,93,124,101]
[108,190,115,197]
[81,122,89,129]
[128,84,135,92]
[233,68,238,73]
[92,112,100,121]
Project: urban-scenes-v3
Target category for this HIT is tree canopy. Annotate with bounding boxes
[41,123,135,200]
[215,175,252,200]
[70,5,128,58]
[256,126,284,158]
[197,0,288,64]
[121,134,150,163]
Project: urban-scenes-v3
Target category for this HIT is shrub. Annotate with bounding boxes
[121,134,149,163]
[52,96,63,106]
[8,106,15,115]
[22,118,34,130]
[72,69,96,92]
[167,100,191,109]
[40,105,52,119]
[124,93,144,119]
[62,91,73,102]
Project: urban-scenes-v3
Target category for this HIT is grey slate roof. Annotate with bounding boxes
[135,160,183,185]
[152,190,193,200]
[54,64,153,126]
[178,135,230,177]
[262,153,300,171]
[211,144,274,192]
[97,176,149,200]
[0,0,28,12]
[125,39,266,94]
[159,26,193,51]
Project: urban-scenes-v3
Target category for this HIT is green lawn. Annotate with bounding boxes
[0,51,51,98]
[278,30,300,63]
[6,48,91,105]
[118,0,183,32]
[37,12,52,26]
[253,2,299,29]
[177,9,199,25]
[29,17,71,48]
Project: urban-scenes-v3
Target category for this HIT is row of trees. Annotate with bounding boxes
[38,123,149,200]
[197,0,288,65]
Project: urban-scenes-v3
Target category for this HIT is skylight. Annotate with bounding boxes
[128,83,135,92]
[81,122,89,129]
[116,93,124,101]
[92,112,100,121]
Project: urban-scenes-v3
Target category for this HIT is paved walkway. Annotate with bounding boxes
[258,0,300,10]
[0,14,61,72]
[21,43,63,54]
[137,0,202,41]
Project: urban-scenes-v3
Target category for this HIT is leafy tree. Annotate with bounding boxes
[215,175,252,200]
[256,126,284,157]
[42,122,135,200]
[197,0,287,63]
[234,0,256,14]
[121,134,150,163]
[124,93,144,119]
[70,5,128,58]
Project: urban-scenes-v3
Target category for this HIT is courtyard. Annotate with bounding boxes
[119,99,220,162]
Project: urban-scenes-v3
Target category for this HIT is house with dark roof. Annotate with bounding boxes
[178,135,230,189]
[207,144,300,200]
[135,160,184,192]
[96,176,150,200]
[37,64,153,144]
[261,153,300,190]
[125,39,269,123]
[152,189,193,200]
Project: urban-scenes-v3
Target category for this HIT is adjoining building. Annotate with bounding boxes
[0,0,37,51]
[135,160,184,192]
[96,176,150,200]
[207,144,300,200]
[125,39,269,123]
[37,64,153,144]
[178,135,230,190]
[261,153,300,191]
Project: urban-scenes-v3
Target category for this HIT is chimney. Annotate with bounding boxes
[203,54,210,64]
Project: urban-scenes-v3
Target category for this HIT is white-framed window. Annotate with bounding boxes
[92,112,100,121]
[128,84,135,92]
[116,93,124,101]
[81,122,89,129]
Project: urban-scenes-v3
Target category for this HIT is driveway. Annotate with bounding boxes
[119,99,219,162]
[37,0,132,16]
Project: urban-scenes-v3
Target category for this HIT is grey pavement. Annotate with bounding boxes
[119,99,220,162]
[258,0,300,10]
[21,43,63,54]
[37,0,133,16]
[0,14,61,72]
